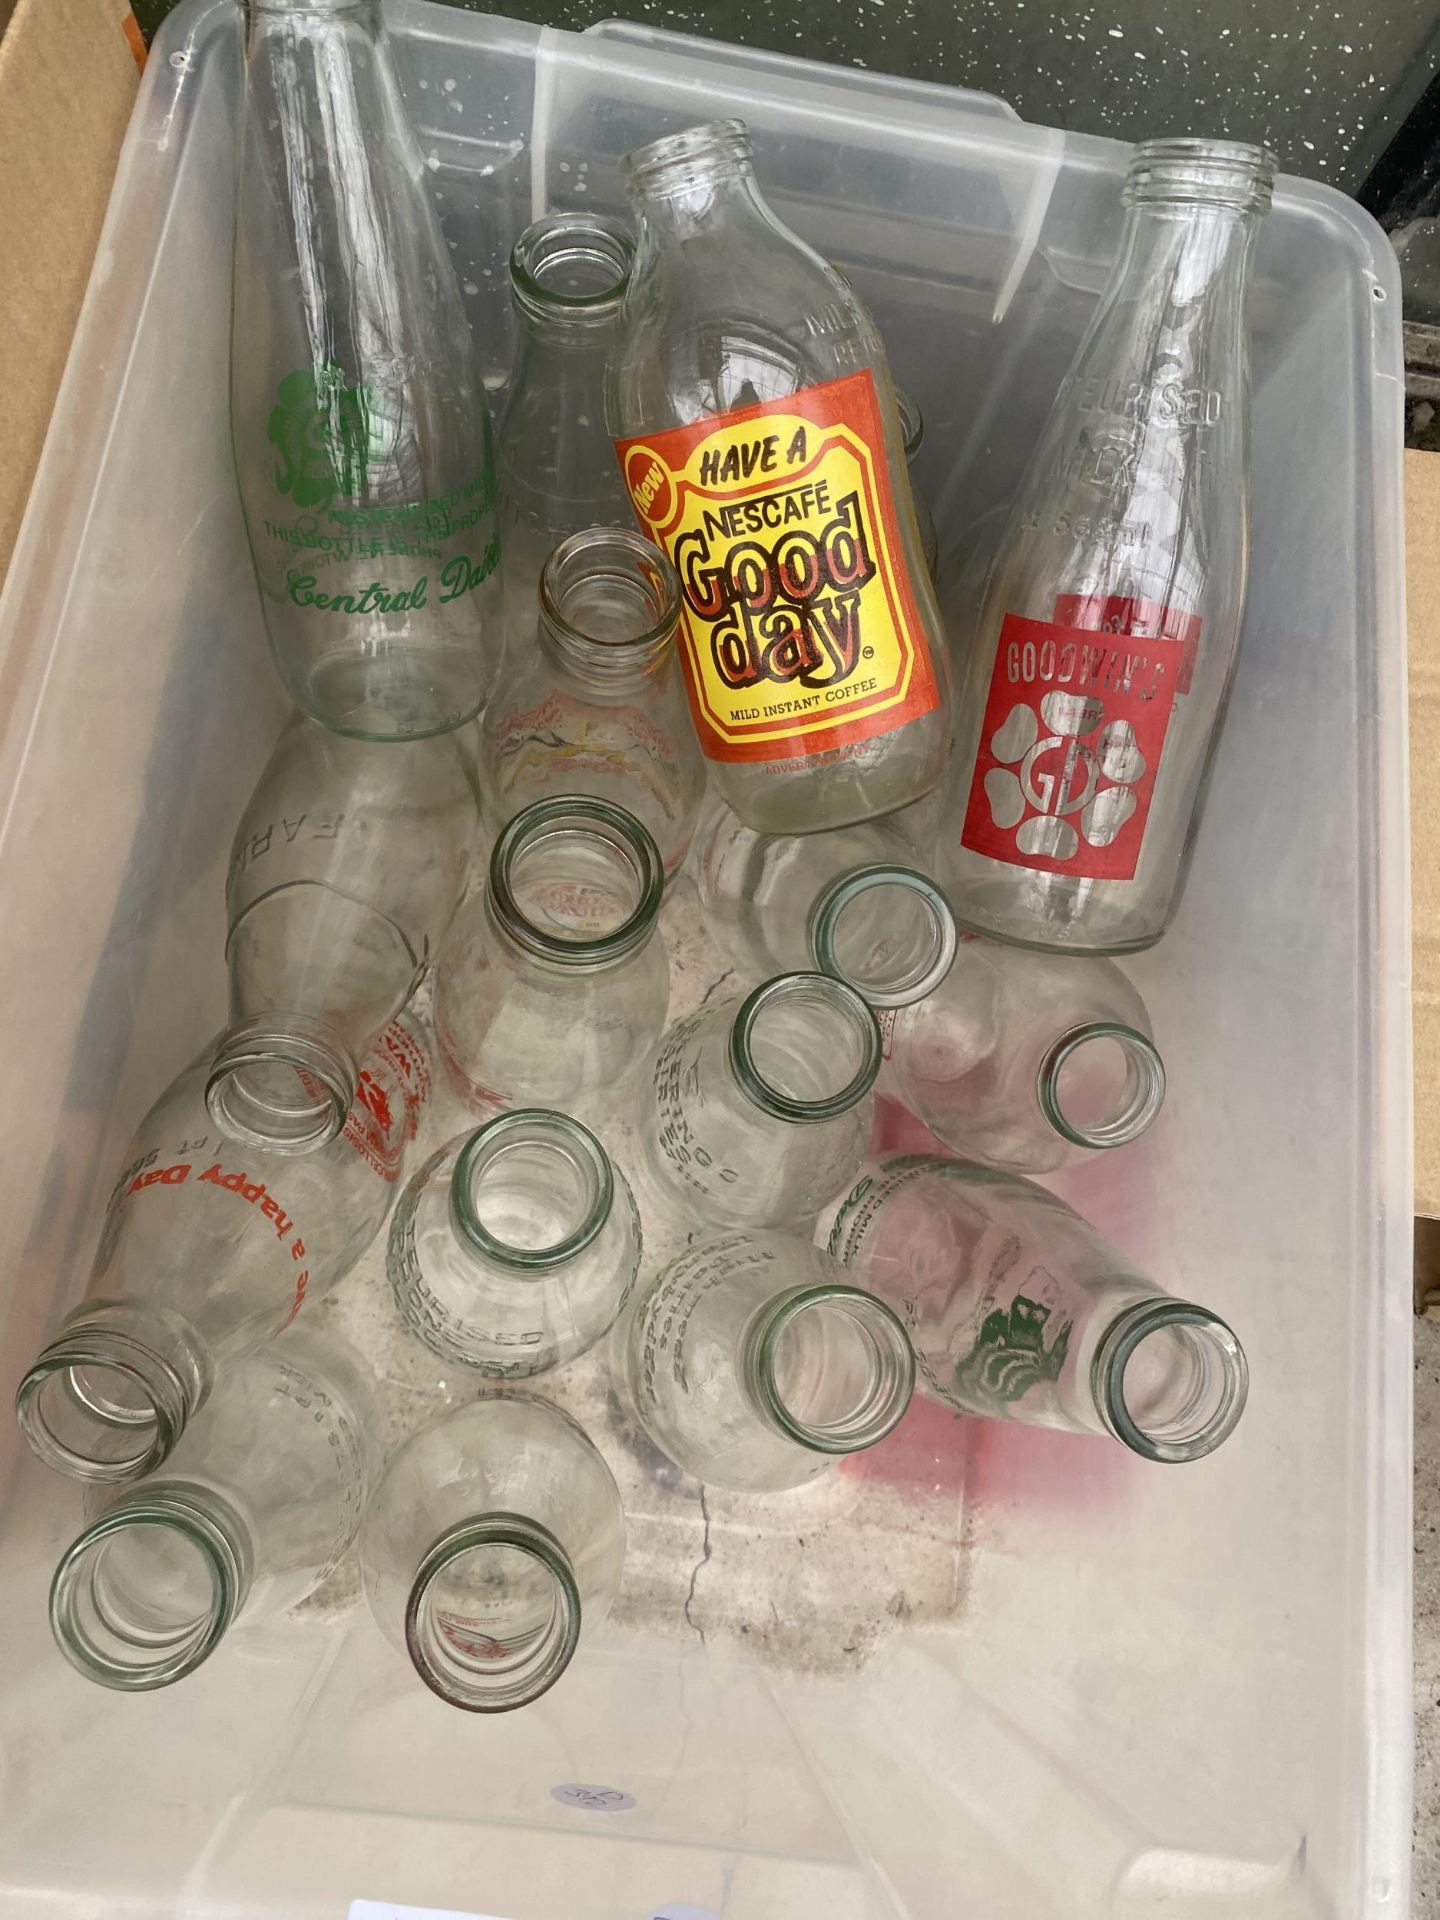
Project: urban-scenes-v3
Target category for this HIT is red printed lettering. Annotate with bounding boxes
[274,1269,309,1335]
[128,1162,192,1195]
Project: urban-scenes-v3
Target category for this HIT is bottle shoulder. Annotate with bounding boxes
[613,243,883,433]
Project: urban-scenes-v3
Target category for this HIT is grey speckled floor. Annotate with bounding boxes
[135,0,1439,194]
[1417,1316,1439,1913]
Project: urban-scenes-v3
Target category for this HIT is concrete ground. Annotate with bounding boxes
[1419,1317,1439,1912]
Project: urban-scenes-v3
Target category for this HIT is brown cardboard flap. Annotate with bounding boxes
[1410,446,1440,1220]
[0,0,140,586]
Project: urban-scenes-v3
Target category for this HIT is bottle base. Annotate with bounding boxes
[283,644,488,743]
[945,874,1165,958]
[713,760,942,838]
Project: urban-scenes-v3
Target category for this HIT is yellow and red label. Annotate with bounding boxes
[616,370,940,763]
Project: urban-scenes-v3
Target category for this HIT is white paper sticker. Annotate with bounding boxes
[550,1781,636,1812]
[349,1903,511,1920]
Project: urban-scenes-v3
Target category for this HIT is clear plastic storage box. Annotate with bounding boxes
[0,2,1411,1915]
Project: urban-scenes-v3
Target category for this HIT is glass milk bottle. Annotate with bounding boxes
[211,712,476,1153]
[232,0,503,738]
[820,1153,1248,1463]
[636,973,880,1228]
[360,1396,624,1711]
[691,800,943,982]
[610,118,951,835]
[16,1020,426,1483]
[479,528,705,878]
[943,139,1274,954]
[433,796,669,1118]
[389,1110,642,1376]
[497,214,637,625]
[49,1330,375,1690]
[619,1230,914,1491]
[880,940,1165,1175]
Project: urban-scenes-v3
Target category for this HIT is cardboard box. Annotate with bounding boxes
[0,0,141,582]
[1408,447,1440,1315]
[1410,447,1440,1210]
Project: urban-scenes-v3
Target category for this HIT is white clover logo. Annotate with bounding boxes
[982,690,1146,864]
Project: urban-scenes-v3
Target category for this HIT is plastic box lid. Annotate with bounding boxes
[0,2,1411,1915]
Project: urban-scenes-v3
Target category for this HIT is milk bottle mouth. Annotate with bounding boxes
[16,1309,202,1483]
[206,1015,356,1156]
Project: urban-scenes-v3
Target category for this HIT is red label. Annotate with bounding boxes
[1052,593,1201,695]
[616,370,940,764]
[343,1069,403,1182]
[311,1018,430,1182]
[960,612,1186,881]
